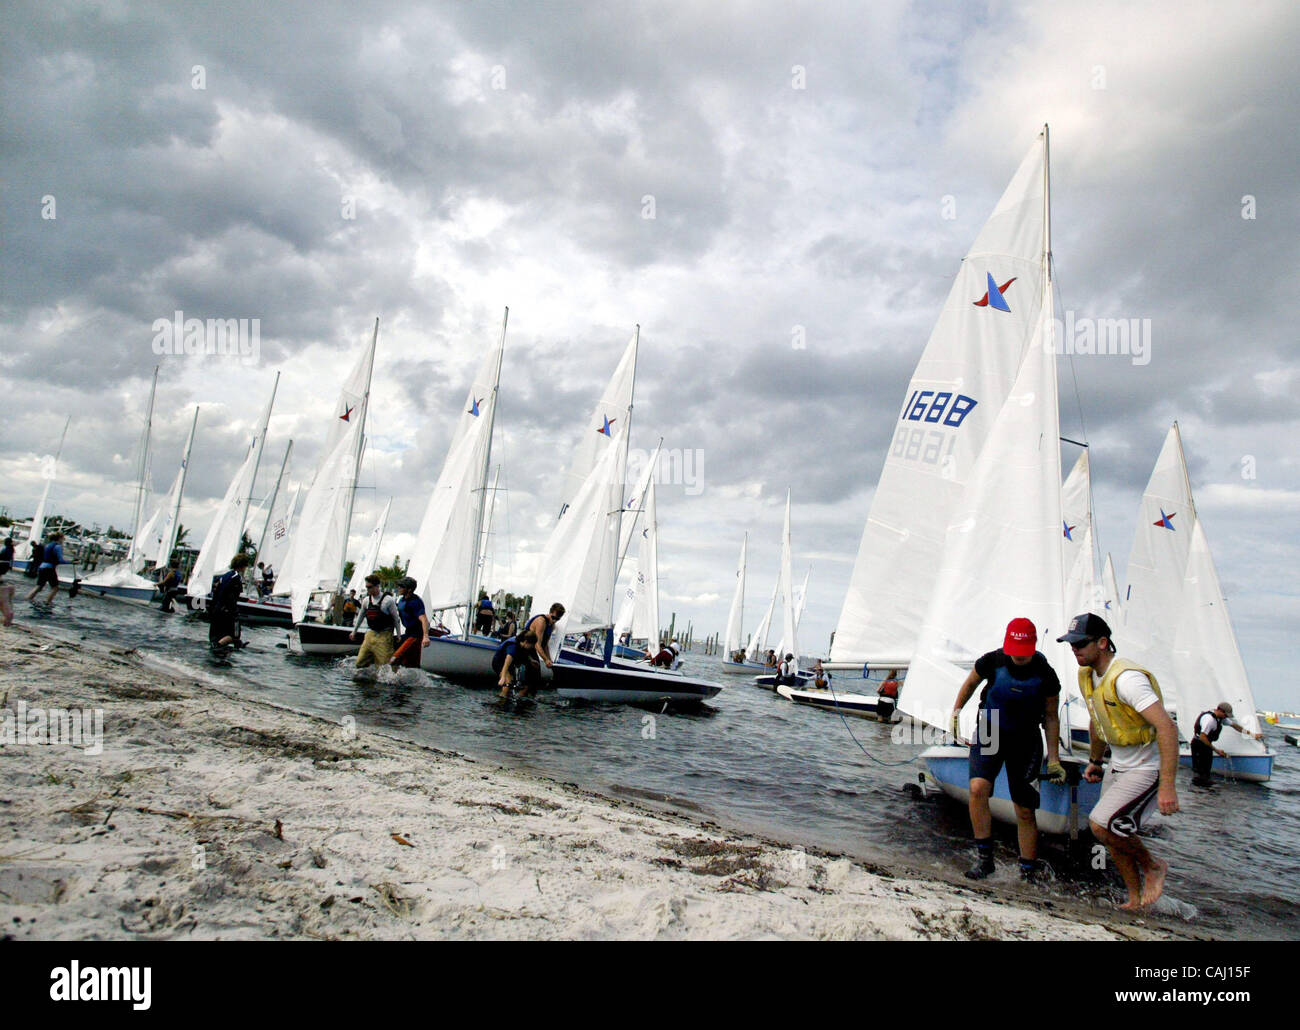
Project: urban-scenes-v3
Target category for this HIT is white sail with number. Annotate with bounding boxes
[831,135,1048,668]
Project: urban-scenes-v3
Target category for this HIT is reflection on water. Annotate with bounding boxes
[22,594,1300,940]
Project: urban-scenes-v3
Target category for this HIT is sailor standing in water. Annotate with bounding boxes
[1058,612,1180,911]
[950,618,1066,881]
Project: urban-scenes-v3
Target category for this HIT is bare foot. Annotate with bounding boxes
[1118,895,1143,912]
[1140,859,1168,908]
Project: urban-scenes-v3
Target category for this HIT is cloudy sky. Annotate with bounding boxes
[2,1,1297,707]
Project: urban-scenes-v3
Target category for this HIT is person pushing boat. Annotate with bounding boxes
[494,629,540,700]
[388,576,430,670]
[1058,612,1180,911]
[25,532,65,606]
[350,574,399,669]
[522,602,565,674]
[1190,702,1263,786]
[950,617,1065,881]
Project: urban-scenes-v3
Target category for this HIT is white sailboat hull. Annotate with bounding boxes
[418,633,501,681]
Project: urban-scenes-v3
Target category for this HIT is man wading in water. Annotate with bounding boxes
[1058,613,1180,911]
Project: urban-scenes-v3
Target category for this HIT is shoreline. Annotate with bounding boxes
[1,623,1198,940]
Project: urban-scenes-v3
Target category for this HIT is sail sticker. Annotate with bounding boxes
[1063,522,1077,541]
[597,415,617,436]
[973,273,1016,311]
[340,405,354,422]
[1154,508,1177,531]
[468,396,482,417]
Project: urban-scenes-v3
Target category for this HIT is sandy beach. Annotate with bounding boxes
[0,624,1195,941]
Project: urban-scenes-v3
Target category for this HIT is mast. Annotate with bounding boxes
[464,307,507,637]
[1172,420,1197,523]
[237,370,279,556]
[605,324,639,660]
[479,463,502,590]
[131,366,160,542]
[338,320,378,587]
[1043,122,1052,285]
[165,406,200,563]
[256,439,293,561]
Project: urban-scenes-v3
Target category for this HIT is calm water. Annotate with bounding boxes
[24,596,1300,939]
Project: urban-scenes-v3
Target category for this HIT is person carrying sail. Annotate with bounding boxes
[949,618,1066,881]
[1058,612,1180,911]
[350,575,399,669]
[1189,701,1262,787]
[209,553,251,650]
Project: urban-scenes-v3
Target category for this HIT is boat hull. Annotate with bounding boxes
[418,633,501,682]
[77,583,157,605]
[753,671,813,690]
[294,622,363,657]
[552,661,722,707]
[720,659,767,675]
[919,746,1101,836]
[776,685,896,720]
[1177,747,1272,783]
[237,598,295,626]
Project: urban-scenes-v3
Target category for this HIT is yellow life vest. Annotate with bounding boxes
[1078,657,1163,748]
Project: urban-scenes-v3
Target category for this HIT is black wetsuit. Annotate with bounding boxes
[967,650,1061,810]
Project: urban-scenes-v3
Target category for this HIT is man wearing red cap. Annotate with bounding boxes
[950,617,1065,880]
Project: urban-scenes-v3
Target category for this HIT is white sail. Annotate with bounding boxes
[346,496,392,596]
[261,484,299,575]
[26,416,71,549]
[831,134,1049,667]
[723,535,747,656]
[531,419,628,634]
[745,576,778,662]
[1120,423,1195,712]
[187,376,278,596]
[613,474,661,646]
[405,313,505,613]
[280,326,377,622]
[900,286,1073,741]
[775,491,799,669]
[775,564,810,657]
[143,407,199,569]
[1061,449,1099,618]
[554,331,638,522]
[1170,518,1266,756]
[1102,553,1122,619]
[531,331,639,634]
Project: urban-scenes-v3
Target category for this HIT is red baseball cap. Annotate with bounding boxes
[1003,617,1037,657]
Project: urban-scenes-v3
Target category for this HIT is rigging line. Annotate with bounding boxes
[1051,253,1107,570]
[820,676,918,769]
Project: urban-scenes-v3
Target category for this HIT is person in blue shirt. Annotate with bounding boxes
[474,590,495,635]
[389,576,430,669]
[949,617,1066,881]
[493,630,540,699]
[26,533,65,604]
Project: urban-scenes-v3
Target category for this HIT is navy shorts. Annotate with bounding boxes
[36,566,59,588]
[969,721,1043,810]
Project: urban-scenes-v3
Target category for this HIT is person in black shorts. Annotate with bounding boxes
[949,617,1066,880]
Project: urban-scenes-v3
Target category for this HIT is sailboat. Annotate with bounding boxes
[530,328,720,707]
[895,126,1101,836]
[295,495,393,655]
[413,310,512,679]
[282,323,378,639]
[15,416,72,573]
[1124,424,1272,782]
[82,371,198,605]
[754,492,814,689]
[185,372,279,617]
[607,442,664,661]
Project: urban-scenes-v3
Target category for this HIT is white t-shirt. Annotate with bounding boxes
[1194,711,1220,739]
[1094,667,1162,772]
